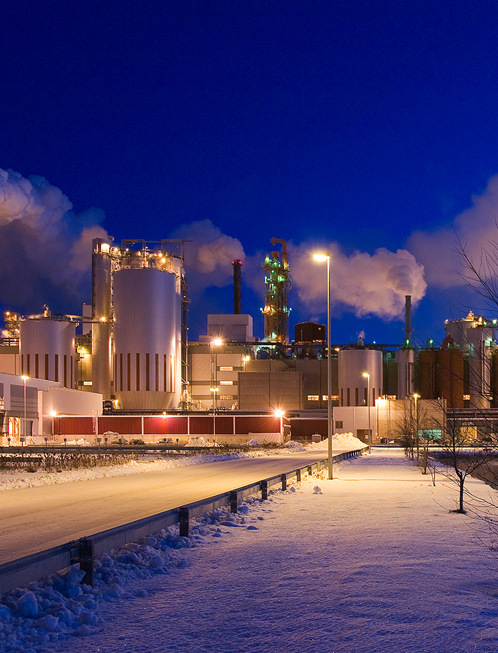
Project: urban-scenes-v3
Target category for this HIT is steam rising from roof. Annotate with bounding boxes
[0,168,108,313]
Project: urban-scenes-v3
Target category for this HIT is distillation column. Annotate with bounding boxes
[92,237,113,399]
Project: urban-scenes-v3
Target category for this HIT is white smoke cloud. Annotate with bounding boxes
[408,174,498,288]
[288,241,426,320]
[0,168,108,313]
[170,219,245,289]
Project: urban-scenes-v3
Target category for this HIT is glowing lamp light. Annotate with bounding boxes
[50,410,57,417]
[274,409,285,417]
[313,253,330,262]
[21,375,29,381]
[362,372,370,378]
[211,338,223,347]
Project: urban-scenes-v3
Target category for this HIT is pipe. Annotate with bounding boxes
[405,295,412,346]
[270,237,288,266]
[232,259,242,314]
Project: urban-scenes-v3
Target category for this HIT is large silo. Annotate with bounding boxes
[113,263,182,410]
[338,347,382,407]
[467,326,494,410]
[20,316,76,388]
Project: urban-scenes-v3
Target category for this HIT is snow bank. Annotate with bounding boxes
[304,432,365,451]
[0,488,286,652]
[0,452,250,492]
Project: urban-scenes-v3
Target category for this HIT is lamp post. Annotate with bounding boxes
[363,372,371,453]
[413,392,420,460]
[313,253,333,480]
[21,375,29,441]
[210,387,219,442]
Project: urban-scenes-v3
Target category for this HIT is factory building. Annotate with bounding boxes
[2,232,498,444]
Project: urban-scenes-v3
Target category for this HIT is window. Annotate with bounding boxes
[220,380,233,385]
[219,395,233,400]
[335,421,343,429]
[219,366,233,372]
[307,395,319,401]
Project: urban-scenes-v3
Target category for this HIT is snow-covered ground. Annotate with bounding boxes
[1,445,498,652]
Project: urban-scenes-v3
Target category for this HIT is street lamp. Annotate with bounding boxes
[313,252,333,479]
[21,375,29,441]
[363,372,371,453]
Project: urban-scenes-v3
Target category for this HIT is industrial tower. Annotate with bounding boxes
[262,238,291,343]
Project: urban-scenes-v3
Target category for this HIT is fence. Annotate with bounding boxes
[0,447,366,596]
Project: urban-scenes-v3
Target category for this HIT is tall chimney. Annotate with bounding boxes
[405,295,412,346]
[232,259,242,314]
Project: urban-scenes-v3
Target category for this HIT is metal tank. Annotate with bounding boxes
[20,316,76,388]
[338,347,382,407]
[467,326,494,410]
[113,264,182,410]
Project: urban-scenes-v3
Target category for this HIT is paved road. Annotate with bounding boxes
[0,448,343,565]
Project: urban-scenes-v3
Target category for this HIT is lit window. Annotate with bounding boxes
[322,395,329,401]
[219,395,233,400]
[307,395,319,401]
[219,366,233,371]
[463,394,470,401]
[219,380,233,385]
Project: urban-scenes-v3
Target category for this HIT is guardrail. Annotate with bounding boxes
[0,447,366,596]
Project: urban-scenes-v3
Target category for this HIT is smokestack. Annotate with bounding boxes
[232,259,242,314]
[405,295,412,346]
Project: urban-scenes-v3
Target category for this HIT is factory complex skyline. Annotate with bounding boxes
[3,4,498,346]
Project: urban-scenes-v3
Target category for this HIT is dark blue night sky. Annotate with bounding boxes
[2,0,498,345]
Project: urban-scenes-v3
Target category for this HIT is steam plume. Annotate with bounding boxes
[288,242,426,320]
[170,219,245,290]
[0,168,108,313]
[408,174,498,288]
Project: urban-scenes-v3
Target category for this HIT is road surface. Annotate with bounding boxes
[0,447,345,565]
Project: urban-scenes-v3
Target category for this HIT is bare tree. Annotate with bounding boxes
[432,407,496,513]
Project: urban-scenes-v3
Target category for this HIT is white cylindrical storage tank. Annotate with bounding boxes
[113,266,181,410]
[338,348,382,407]
[20,318,76,388]
[396,348,416,399]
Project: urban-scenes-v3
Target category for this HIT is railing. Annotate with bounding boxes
[0,447,366,596]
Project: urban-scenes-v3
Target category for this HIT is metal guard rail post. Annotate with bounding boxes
[0,447,367,595]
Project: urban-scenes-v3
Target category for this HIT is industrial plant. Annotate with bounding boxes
[0,235,497,445]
